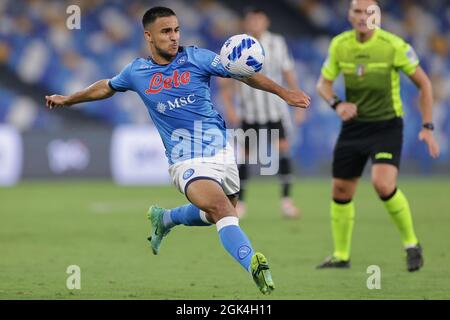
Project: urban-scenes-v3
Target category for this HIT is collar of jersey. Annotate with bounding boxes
[352,28,379,48]
[147,46,185,67]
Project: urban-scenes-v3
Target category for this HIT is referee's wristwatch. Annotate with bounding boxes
[422,123,435,131]
[328,95,343,110]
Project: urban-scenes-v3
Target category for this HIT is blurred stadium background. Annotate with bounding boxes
[1,0,450,300]
[1,0,449,184]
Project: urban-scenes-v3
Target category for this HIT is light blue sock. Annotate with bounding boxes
[217,216,254,272]
[163,204,211,228]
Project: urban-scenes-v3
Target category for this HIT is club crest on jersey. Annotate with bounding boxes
[145,70,191,94]
[183,168,195,180]
[177,56,187,65]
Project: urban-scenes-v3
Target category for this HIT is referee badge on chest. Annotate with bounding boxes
[356,64,365,77]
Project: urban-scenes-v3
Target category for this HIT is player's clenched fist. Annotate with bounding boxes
[45,95,70,109]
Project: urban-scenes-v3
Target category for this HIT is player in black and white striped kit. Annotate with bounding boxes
[220,8,304,218]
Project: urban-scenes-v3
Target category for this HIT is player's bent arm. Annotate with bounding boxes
[408,66,433,124]
[45,79,115,109]
[240,72,311,108]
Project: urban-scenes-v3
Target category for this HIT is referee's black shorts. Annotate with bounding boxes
[241,120,287,151]
[332,117,403,179]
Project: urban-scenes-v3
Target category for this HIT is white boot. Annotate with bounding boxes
[281,198,300,219]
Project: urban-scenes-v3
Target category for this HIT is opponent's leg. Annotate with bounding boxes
[237,162,249,216]
[235,122,258,218]
[278,137,300,218]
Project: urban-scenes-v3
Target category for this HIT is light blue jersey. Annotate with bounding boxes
[109,46,232,165]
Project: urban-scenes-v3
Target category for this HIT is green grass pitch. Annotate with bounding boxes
[1,178,449,299]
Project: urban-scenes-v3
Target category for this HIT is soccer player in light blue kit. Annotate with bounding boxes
[45,6,310,294]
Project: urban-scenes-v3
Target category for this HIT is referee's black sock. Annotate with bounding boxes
[238,163,249,202]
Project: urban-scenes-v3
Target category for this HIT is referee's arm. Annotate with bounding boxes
[316,75,336,105]
[409,66,433,127]
[316,75,357,121]
[408,66,440,158]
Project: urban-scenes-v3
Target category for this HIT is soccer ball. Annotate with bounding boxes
[219,34,265,78]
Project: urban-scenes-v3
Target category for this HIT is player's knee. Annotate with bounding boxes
[372,178,396,198]
[203,199,236,220]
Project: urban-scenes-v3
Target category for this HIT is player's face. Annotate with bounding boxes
[348,0,378,34]
[145,15,180,62]
[244,13,269,38]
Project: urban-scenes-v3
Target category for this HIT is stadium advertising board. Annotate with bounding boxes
[111,126,170,185]
[0,125,22,186]
[21,128,111,179]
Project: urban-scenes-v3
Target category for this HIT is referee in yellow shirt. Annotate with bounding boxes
[316,0,440,271]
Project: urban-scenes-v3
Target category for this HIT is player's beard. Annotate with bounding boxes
[154,43,178,62]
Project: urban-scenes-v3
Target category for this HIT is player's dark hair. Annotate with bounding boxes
[142,7,176,28]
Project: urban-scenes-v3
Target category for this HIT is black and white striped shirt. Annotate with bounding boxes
[237,31,294,124]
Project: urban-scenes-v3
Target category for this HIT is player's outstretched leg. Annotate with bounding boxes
[147,203,211,255]
[187,179,275,295]
[147,205,172,255]
[250,252,275,295]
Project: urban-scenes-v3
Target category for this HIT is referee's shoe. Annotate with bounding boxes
[316,256,350,269]
[406,244,423,272]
